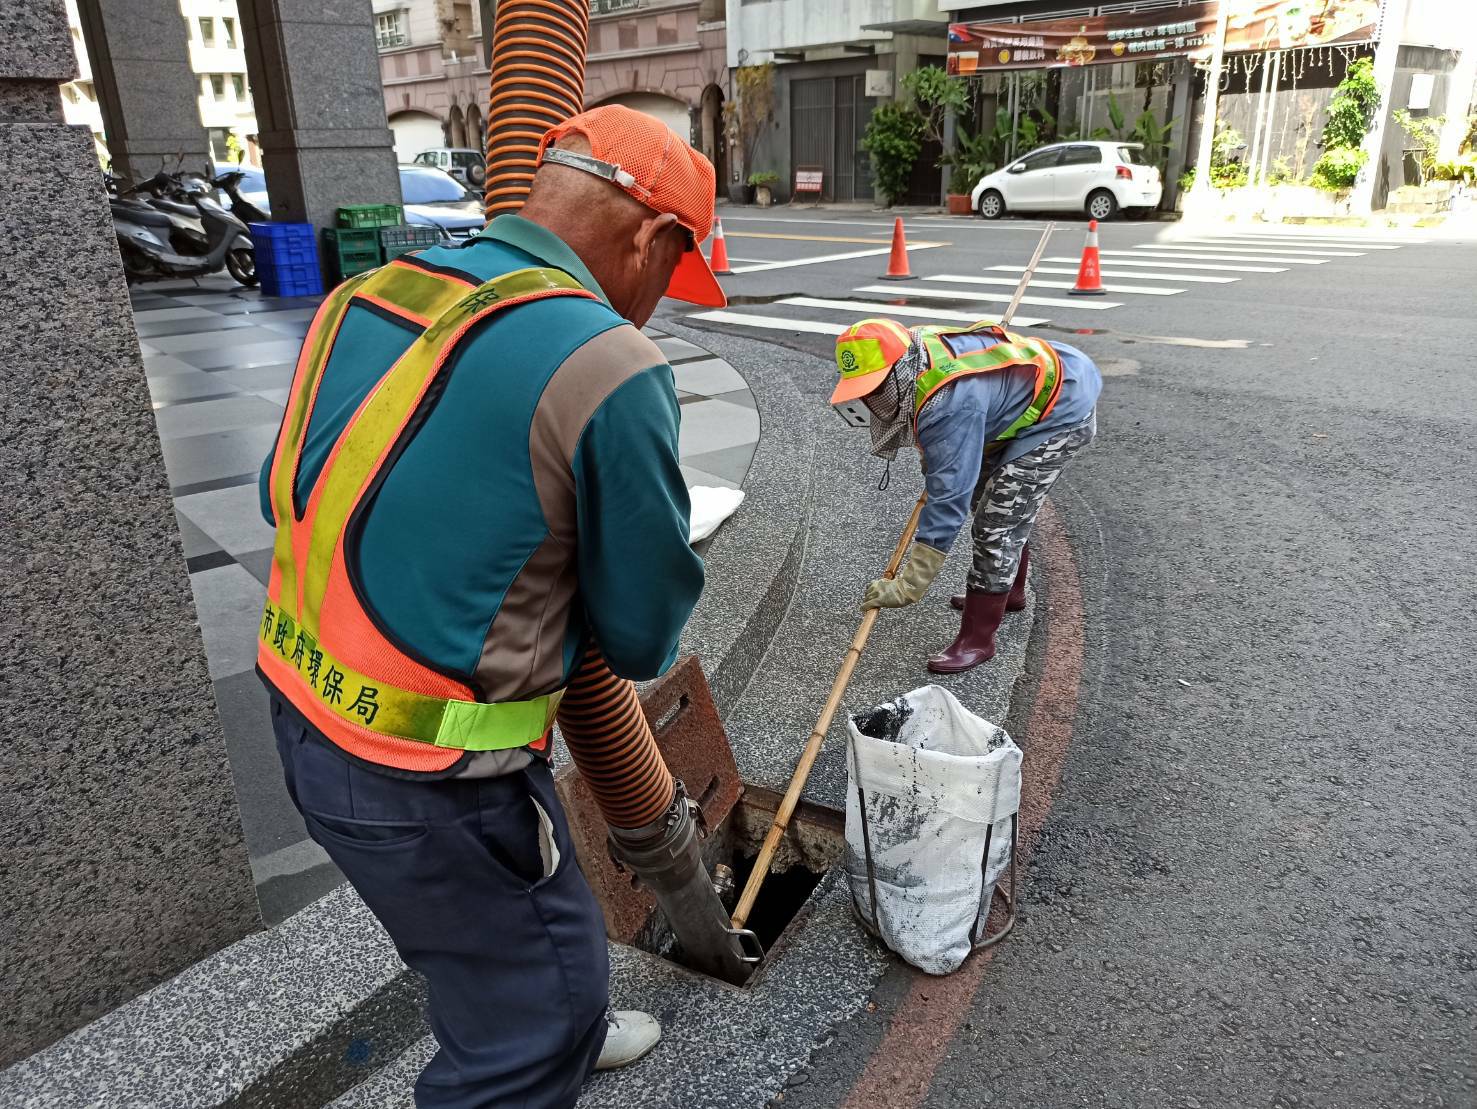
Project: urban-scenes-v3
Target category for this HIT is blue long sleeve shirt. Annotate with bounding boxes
[914,334,1101,551]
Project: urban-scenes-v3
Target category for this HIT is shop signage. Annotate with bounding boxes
[947,0,1379,74]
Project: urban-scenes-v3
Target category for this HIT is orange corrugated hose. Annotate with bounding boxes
[557,647,677,830]
[483,0,589,219]
[484,0,676,833]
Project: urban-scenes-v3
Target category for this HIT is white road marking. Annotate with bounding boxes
[717,215,1056,232]
[1044,255,1286,273]
[1186,232,1424,245]
[928,273,1183,295]
[780,297,1049,327]
[854,284,1122,310]
[1144,242,1362,258]
[729,242,945,274]
[988,264,1237,284]
[1118,248,1326,265]
[1170,237,1391,252]
[687,311,851,335]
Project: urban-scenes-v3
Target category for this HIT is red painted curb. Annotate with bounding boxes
[838,501,1085,1109]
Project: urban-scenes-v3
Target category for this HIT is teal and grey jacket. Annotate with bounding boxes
[258,215,704,761]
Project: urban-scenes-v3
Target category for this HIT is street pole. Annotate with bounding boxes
[1349,0,1411,214]
[1189,0,1231,198]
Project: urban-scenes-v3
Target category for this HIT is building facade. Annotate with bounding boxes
[378,0,730,187]
[943,0,1477,212]
[62,0,260,168]
[375,0,488,161]
[584,0,730,186]
[725,0,952,203]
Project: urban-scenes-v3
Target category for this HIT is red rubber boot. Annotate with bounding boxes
[952,545,1030,613]
[928,589,1011,673]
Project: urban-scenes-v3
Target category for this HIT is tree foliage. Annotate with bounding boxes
[1319,57,1380,151]
[862,102,924,207]
[724,63,776,178]
[903,65,968,149]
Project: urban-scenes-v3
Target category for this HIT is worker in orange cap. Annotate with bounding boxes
[832,317,1100,672]
[256,105,725,1107]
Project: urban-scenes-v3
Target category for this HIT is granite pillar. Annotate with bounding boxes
[0,0,259,1068]
[74,0,211,180]
[236,0,402,233]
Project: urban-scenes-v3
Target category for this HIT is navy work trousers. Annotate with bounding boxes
[271,697,609,1109]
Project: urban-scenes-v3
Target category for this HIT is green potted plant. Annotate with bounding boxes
[748,170,779,207]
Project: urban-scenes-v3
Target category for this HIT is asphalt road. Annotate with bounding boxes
[657,211,1477,1109]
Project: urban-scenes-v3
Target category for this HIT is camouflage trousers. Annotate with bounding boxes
[967,413,1096,593]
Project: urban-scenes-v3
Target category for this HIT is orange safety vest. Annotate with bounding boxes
[258,258,596,772]
[911,321,1063,444]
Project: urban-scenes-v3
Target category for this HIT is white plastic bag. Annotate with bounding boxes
[688,485,745,543]
[845,684,1022,975]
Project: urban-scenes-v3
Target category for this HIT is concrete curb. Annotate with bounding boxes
[0,885,426,1109]
[0,331,819,1109]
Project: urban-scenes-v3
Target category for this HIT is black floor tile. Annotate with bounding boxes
[172,471,259,499]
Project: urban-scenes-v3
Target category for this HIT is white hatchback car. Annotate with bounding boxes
[970,141,1163,221]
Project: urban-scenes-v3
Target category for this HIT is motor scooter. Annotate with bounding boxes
[111,170,257,286]
[212,168,270,224]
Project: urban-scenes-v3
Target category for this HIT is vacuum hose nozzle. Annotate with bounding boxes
[558,648,759,985]
[607,782,759,986]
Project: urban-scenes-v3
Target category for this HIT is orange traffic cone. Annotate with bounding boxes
[708,218,733,276]
[879,217,913,280]
[1069,220,1106,296]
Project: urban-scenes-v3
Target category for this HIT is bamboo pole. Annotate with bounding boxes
[731,493,926,930]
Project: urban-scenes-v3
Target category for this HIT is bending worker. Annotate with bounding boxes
[832,317,1101,672]
[255,106,725,1107]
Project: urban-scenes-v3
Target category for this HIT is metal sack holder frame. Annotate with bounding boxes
[849,764,1019,955]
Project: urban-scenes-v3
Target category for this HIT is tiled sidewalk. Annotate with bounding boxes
[130,273,760,923]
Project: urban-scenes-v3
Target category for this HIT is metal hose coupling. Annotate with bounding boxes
[607,780,762,986]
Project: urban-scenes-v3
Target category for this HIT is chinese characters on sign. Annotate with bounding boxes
[947,0,1378,74]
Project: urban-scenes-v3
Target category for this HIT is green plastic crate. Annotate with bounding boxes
[323,228,382,281]
[379,224,441,261]
[336,203,403,229]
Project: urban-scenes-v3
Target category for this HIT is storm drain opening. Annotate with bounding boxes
[634,783,845,987]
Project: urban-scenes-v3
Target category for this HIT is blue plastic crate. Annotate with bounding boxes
[259,259,323,298]
[249,221,317,267]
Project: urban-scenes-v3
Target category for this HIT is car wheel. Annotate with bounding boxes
[1086,189,1118,222]
[466,162,486,188]
[978,190,1005,220]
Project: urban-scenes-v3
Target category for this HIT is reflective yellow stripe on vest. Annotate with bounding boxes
[265,264,589,751]
[259,598,561,749]
[915,326,1062,444]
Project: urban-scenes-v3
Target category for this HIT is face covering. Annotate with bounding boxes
[863,340,924,460]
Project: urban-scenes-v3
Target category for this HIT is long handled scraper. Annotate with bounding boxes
[730,223,1056,931]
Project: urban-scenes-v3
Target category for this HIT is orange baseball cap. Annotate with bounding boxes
[831,318,914,404]
[539,105,726,308]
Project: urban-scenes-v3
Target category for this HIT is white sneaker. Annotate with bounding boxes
[594,1009,661,1070]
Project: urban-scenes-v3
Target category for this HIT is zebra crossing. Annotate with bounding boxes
[686,228,1424,341]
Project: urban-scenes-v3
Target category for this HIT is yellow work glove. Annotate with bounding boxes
[861,543,948,611]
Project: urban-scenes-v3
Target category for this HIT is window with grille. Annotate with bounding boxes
[376,10,409,48]
[210,74,225,99]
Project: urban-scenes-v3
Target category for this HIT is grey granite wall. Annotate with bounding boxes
[0,0,259,1067]
[74,0,212,180]
[237,0,403,233]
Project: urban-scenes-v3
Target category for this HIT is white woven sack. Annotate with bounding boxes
[845,684,1022,975]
